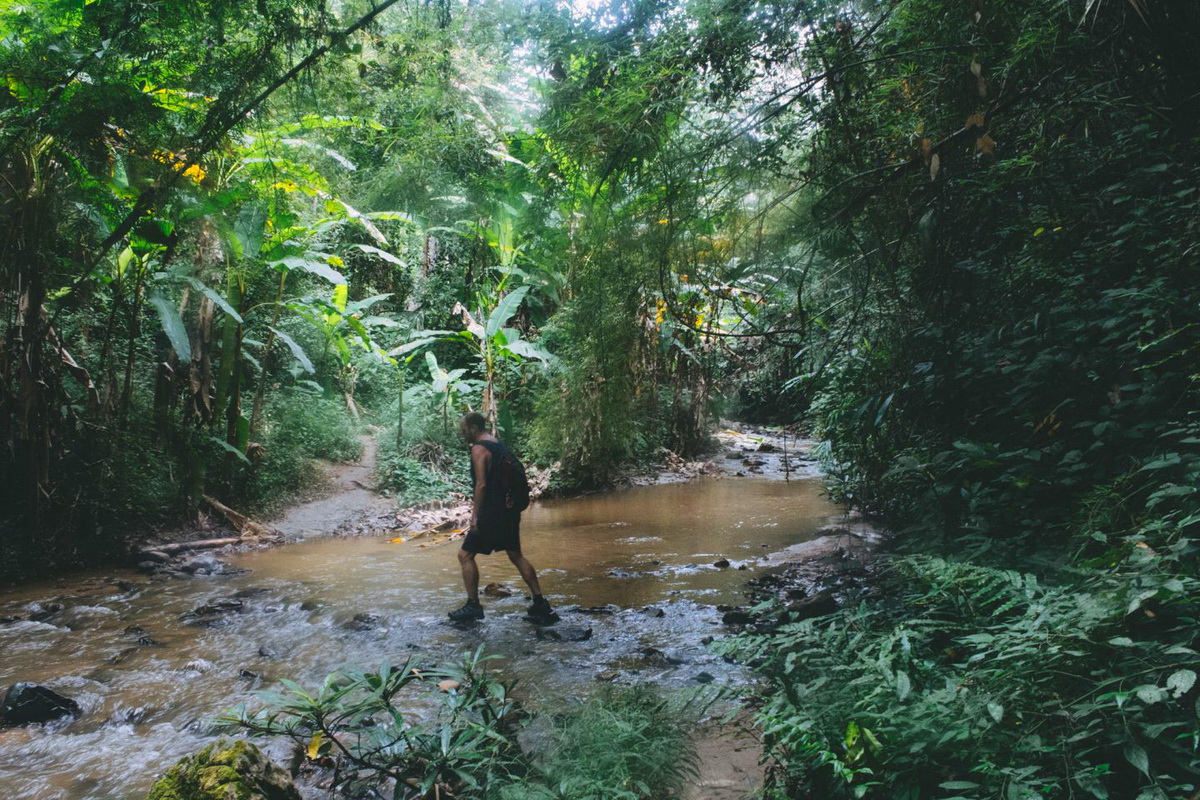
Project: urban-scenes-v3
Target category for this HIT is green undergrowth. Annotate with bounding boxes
[223,650,702,800]
[374,422,470,508]
[720,550,1200,799]
[499,686,700,800]
[239,392,364,514]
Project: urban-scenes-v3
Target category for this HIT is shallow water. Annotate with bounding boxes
[0,477,841,800]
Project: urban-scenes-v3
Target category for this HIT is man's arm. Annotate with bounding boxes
[470,444,490,529]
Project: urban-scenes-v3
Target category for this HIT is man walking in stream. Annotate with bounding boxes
[448,411,559,624]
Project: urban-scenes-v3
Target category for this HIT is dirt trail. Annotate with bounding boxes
[271,433,394,540]
[685,715,764,800]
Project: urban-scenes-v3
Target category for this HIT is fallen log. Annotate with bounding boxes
[203,495,282,541]
[141,538,241,557]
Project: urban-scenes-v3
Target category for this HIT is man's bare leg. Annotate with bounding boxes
[458,549,480,601]
[506,550,542,595]
[508,550,558,622]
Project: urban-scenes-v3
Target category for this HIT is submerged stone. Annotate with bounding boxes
[1,683,81,726]
[786,591,837,620]
[344,612,382,631]
[536,626,592,642]
[145,738,301,800]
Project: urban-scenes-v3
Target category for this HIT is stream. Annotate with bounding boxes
[0,475,843,800]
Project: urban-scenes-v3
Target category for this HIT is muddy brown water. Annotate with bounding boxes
[0,477,841,800]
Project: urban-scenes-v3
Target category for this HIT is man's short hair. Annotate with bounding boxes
[461,411,487,432]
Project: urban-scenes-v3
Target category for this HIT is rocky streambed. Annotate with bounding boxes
[0,430,880,800]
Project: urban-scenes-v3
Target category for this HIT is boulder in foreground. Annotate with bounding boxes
[146,738,300,800]
[1,683,80,726]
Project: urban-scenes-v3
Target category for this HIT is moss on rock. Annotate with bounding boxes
[146,739,301,800]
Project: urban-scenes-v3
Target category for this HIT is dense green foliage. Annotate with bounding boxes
[227,651,697,800]
[708,0,1200,797]
[5,0,1200,795]
[504,686,699,800]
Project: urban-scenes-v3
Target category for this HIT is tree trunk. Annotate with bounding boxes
[249,271,286,436]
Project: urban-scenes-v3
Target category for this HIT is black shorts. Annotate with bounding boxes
[461,516,521,555]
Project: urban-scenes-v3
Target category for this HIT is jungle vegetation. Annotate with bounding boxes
[2,0,1199,797]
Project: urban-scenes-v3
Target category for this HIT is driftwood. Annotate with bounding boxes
[203,495,283,542]
[142,538,241,557]
[138,497,281,560]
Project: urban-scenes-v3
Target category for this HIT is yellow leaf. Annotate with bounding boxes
[657,218,669,224]
[964,112,985,130]
[307,732,323,760]
[181,163,206,183]
[1033,227,1045,237]
[326,255,344,267]
[970,59,982,78]
[438,680,461,692]
[390,537,406,543]
[929,154,941,181]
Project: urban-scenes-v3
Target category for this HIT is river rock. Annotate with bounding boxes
[258,645,282,660]
[721,609,754,626]
[756,441,778,452]
[693,671,716,684]
[713,558,731,569]
[575,604,618,615]
[146,738,301,800]
[344,612,382,631]
[786,591,838,620]
[183,598,244,627]
[482,582,515,598]
[27,602,64,622]
[536,626,592,642]
[640,606,665,618]
[640,647,683,667]
[1,683,81,726]
[178,552,247,577]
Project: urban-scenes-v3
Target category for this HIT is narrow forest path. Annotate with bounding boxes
[684,715,764,800]
[271,432,394,540]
